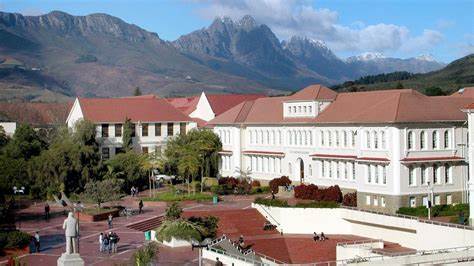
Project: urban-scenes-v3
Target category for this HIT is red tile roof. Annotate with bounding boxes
[451,87,474,97]
[166,93,265,116]
[210,86,474,125]
[400,156,464,163]
[78,95,191,123]
[289,84,337,101]
[0,102,72,126]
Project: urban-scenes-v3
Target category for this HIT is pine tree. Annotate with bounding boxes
[133,87,142,96]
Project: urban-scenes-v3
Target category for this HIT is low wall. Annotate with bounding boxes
[252,204,474,250]
[202,248,257,266]
[336,240,384,261]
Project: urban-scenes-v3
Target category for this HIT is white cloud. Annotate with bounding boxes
[194,0,444,55]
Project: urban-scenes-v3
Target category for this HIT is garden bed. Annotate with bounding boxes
[79,208,120,222]
[143,191,213,202]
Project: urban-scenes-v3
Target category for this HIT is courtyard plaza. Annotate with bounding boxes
[1,192,414,265]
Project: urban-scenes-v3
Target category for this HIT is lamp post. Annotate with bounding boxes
[73,202,84,252]
[13,186,25,229]
[427,181,433,220]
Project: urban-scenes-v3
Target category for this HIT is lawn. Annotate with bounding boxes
[143,191,213,202]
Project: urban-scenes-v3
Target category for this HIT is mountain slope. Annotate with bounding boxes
[0,11,279,100]
[332,54,474,94]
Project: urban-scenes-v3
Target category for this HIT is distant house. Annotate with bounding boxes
[66,95,197,159]
[166,92,264,124]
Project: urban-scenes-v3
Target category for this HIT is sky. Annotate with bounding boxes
[0,0,473,63]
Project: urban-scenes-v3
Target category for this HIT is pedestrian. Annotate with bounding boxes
[34,231,40,253]
[130,186,135,197]
[271,192,275,200]
[44,203,50,220]
[107,214,113,229]
[134,187,139,197]
[99,232,104,253]
[103,234,109,254]
[112,232,120,253]
[215,257,223,266]
[138,200,144,214]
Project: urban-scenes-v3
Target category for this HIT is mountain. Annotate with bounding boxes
[0,11,449,101]
[346,52,445,77]
[332,54,474,94]
[0,11,279,101]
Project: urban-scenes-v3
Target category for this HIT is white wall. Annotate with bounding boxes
[189,92,215,122]
[66,98,84,129]
[0,122,16,136]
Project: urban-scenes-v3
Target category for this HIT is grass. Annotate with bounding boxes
[82,207,119,216]
[143,191,213,202]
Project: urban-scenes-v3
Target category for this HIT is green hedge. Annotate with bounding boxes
[397,204,469,218]
[294,201,340,208]
[254,197,289,207]
[0,231,31,251]
[143,191,213,202]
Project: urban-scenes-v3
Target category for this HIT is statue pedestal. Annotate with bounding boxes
[57,253,84,266]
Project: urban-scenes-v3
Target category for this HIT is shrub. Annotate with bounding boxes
[218,177,238,188]
[235,179,252,194]
[0,231,31,252]
[397,206,427,217]
[294,201,340,208]
[251,180,261,187]
[323,185,343,202]
[294,184,343,203]
[165,202,182,220]
[210,185,227,195]
[187,216,219,239]
[143,191,213,202]
[269,176,291,194]
[155,219,203,242]
[250,186,271,194]
[254,197,289,207]
[342,192,357,207]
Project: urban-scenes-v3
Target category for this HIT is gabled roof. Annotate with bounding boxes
[166,93,264,116]
[77,95,191,123]
[289,84,338,101]
[209,86,474,125]
[0,102,72,126]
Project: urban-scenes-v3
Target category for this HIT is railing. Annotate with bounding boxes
[208,234,227,247]
[336,239,383,248]
[254,251,287,265]
[207,247,267,265]
[256,203,281,226]
[418,218,474,230]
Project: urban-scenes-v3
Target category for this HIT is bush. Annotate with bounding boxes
[342,192,357,207]
[0,231,31,252]
[294,184,343,203]
[165,202,182,220]
[269,176,291,194]
[210,185,227,195]
[397,204,469,218]
[254,197,289,207]
[397,206,427,217]
[214,177,253,195]
[155,219,203,242]
[251,180,261,187]
[218,177,238,188]
[187,216,219,239]
[294,201,340,208]
[250,186,271,194]
[132,241,159,265]
[143,191,213,202]
[235,179,252,194]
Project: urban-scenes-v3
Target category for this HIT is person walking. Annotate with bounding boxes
[103,234,110,254]
[34,232,40,253]
[112,232,119,253]
[138,200,144,214]
[107,214,113,229]
[44,203,50,220]
[99,232,104,253]
[130,186,135,197]
[215,257,223,266]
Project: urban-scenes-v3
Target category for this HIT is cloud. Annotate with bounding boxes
[194,0,443,55]
[436,19,455,30]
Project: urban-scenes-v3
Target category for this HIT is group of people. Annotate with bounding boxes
[130,186,139,197]
[99,231,120,254]
[263,220,276,231]
[313,232,328,241]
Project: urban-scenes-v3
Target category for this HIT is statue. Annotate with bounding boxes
[63,212,79,254]
[57,212,84,266]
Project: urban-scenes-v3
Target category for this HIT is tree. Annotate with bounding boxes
[133,87,142,96]
[177,148,200,194]
[73,119,98,148]
[165,202,182,220]
[423,86,446,96]
[132,242,158,266]
[83,178,124,208]
[395,81,404,89]
[3,124,45,160]
[122,118,133,151]
[0,125,8,148]
[105,151,147,190]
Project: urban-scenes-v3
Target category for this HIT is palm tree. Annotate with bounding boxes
[177,148,200,195]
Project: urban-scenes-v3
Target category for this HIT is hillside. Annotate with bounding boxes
[332,54,474,94]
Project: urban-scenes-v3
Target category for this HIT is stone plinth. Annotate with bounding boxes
[57,253,84,266]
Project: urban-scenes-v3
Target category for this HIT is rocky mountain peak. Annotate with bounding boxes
[237,15,257,30]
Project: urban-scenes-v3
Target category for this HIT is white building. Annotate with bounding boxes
[462,102,474,225]
[66,95,197,159]
[209,85,474,213]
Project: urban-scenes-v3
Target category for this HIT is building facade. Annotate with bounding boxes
[209,85,473,213]
[66,95,197,159]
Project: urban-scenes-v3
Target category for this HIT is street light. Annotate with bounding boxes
[73,202,84,252]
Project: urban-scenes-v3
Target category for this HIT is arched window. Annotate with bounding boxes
[420,131,426,149]
[321,131,325,146]
[335,131,340,147]
[432,131,439,149]
[288,162,292,174]
[421,165,427,185]
[328,131,333,146]
[444,130,450,149]
[433,164,439,184]
[373,131,379,149]
[407,131,414,150]
[444,164,452,184]
[381,131,386,149]
[408,166,415,186]
[297,131,302,146]
[366,131,371,149]
[343,131,348,147]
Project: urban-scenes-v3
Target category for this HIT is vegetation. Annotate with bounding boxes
[133,87,142,96]
[82,178,124,208]
[0,231,31,252]
[143,191,213,202]
[122,118,133,151]
[294,184,343,203]
[187,216,219,239]
[294,201,340,208]
[269,176,291,194]
[132,241,159,266]
[332,54,474,94]
[165,202,182,221]
[397,204,469,221]
[254,197,289,207]
[342,192,357,207]
[105,151,148,190]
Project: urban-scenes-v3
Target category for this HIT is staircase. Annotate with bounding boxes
[126,216,164,232]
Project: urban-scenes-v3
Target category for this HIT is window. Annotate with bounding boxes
[322,161,327,177]
[343,131,348,147]
[167,123,174,136]
[374,165,379,184]
[434,195,441,205]
[421,165,427,185]
[115,124,122,137]
[383,166,387,184]
[409,197,416,207]
[352,162,356,180]
[288,106,292,113]
[335,131,340,146]
[366,131,371,148]
[101,124,109,138]
[321,131,325,146]
[101,147,110,160]
[373,196,378,206]
[351,131,356,147]
[367,165,372,183]
[381,197,386,207]
[420,131,426,149]
[309,164,313,176]
[336,162,340,178]
[381,131,386,149]
[374,131,378,149]
[180,123,186,136]
[446,194,452,205]
[432,131,439,149]
[142,123,148,137]
[444,130,450,148]
[422,196,429,207]
[155,123,161,136]
[344,163,348,179]
[407,131,413,150]
[328,131,332,146]
[433,165,440,184]
[444,164,452,184]
[155,145,162,156]
[115,147,124,154]
[366,195,371,205]
[142,146,148,154]
[131,123,136,137]
[408,166,415,186]
[329,162,333,178]
[309,106,312,113]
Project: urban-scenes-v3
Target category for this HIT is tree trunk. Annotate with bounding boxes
[200,168,204,193]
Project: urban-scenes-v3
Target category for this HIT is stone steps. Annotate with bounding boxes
[126,216,164,232]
